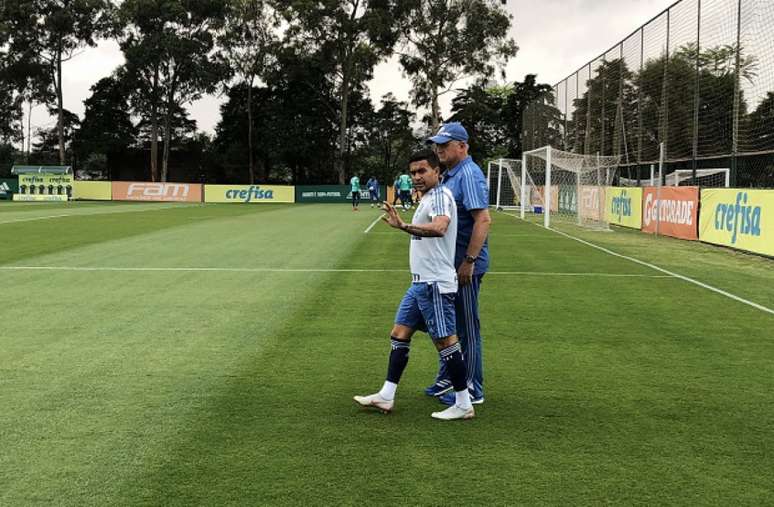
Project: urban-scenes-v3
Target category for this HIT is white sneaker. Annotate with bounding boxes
[353,393,394,414]
[431,404,475,421]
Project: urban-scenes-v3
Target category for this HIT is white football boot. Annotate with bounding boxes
[431,404,475,421]
[353,393,394,414]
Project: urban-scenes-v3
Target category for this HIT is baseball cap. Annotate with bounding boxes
[426,122,469,144]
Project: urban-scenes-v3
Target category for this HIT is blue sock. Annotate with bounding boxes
[439,342,467,392]
[386,337,411,384]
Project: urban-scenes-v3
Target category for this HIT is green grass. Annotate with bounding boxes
[1,201,773,505]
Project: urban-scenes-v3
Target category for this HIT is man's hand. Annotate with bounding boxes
[457,261,474,286]
[381,202,405,230]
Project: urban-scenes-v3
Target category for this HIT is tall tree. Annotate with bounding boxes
[33,107,81,162]
[218,0,278,183]
[214,49,355,184]
[368,93,417,178]
[0,0,52,154]
[75,75,138,162]
[448,75,559,161]
[448,82,503,161]
[118,0,227,181]
[275,0,404,183]
[501,75,557,157]
[398,0,517,132]
[33,0,113,164]
[569,59,636,159]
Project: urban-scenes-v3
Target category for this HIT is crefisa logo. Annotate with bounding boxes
[714,192,762,244]
[225,186,275,203]
[611,190,632,221]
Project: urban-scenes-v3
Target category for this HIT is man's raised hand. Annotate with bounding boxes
[381,202,404,229]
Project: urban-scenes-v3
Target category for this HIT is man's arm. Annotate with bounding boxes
[456,207,490,285]
[381,202,449,237]
[466,208,492,258]
[402,216,449,237]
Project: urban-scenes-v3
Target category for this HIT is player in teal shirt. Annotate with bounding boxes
[398,173,412,211]
[350,175,361,211]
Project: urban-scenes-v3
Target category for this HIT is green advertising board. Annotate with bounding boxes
[295,185,386,203]
[0,178,18,200]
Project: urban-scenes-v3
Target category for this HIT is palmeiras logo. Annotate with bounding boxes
[713,191,762,245]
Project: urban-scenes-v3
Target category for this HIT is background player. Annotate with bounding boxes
[350,174,361,211]
[366,175,380,208]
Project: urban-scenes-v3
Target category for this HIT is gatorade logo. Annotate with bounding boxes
[714,192,762,245]
[643,193,695,227]
[611,190,632,221]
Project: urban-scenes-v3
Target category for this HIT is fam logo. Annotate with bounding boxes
[225,186,274,202]
[127,182,190,199]
[714,192,762,244]
[611,190,632,221]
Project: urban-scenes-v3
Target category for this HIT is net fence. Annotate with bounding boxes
[524,0,774,188]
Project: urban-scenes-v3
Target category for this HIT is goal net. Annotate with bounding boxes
[487,159,522,210]
[521,146,620,229]
[619,168,729,187]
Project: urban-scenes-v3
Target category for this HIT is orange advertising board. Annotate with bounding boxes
[641,186,699,240]
[579,185,605,221]
[111,181,202,202]
[530,186,559,212]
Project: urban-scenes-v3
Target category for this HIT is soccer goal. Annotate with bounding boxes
[487,158,522,210]
[521,146,620,229]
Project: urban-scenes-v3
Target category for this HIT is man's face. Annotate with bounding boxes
[409,160,440,192]
[433,140,467,167]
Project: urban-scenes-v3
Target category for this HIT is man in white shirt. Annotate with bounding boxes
[354,150,474,421]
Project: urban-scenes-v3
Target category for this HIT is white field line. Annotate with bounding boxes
[0,204,184,225]
[501,211,774,317]
[0,214,72,224]
[0,265,672,278]
[364,214,384,234]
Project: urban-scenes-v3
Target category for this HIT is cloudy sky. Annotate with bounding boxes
[30,0,677,138]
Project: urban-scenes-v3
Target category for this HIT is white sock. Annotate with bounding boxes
[379,381,398,401]
[455,389,472,410]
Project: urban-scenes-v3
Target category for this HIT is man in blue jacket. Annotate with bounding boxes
[425,122,491,406]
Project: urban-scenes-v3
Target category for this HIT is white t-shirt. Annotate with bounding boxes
[409,185,458,294]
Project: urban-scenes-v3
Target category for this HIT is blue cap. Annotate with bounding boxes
[426,122,469,144]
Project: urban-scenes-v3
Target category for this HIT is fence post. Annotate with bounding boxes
[660,8,671,162]
[601,59,606,157]
[575,71,580,152]
[637,27,644,186]
[731,0,742,187]
[585,63,593,154]
[692,0,701,182]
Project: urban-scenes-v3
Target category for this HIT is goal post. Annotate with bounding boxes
[488,158,523,211]
[521,145,620,229]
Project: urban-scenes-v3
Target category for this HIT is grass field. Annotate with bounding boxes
[1,200,773,505]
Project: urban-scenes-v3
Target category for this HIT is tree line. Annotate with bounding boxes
[1,0,534,185]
